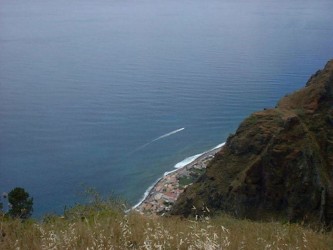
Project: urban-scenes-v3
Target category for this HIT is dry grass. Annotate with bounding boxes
[1,202,332,250]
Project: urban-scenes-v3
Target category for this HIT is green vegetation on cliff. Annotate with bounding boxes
[171,60,333,227]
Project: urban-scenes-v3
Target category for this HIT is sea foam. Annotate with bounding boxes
[174,142,225,169]
[132,142,225,210]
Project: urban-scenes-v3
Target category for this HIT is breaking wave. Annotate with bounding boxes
[132,142,225,210]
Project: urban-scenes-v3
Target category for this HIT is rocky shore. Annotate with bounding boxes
[134,145,224,215]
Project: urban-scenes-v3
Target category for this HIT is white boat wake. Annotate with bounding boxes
[132,128,185,153]
[152,127,185,142]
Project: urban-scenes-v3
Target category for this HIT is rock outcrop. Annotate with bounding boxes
[171,60,333,226]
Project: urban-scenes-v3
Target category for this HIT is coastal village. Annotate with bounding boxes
[135,147,222,215]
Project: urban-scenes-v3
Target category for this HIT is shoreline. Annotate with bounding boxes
[133,143,225,215]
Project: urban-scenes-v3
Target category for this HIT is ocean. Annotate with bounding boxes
[1,0,333,217]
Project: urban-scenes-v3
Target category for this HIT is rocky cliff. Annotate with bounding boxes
[171,60,333,226]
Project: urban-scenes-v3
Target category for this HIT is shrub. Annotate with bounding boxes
[7,187,33,219]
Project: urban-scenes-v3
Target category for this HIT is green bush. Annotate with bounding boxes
[7,187,33,219]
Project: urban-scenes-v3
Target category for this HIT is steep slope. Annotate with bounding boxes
[171,60,333,226]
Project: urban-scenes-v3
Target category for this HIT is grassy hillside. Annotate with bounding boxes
[1,199,332,249]
[171,60,333,226]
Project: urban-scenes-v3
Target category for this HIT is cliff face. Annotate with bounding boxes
[171,60,333,226]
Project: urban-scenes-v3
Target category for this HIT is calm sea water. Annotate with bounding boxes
[1,0,332,217]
